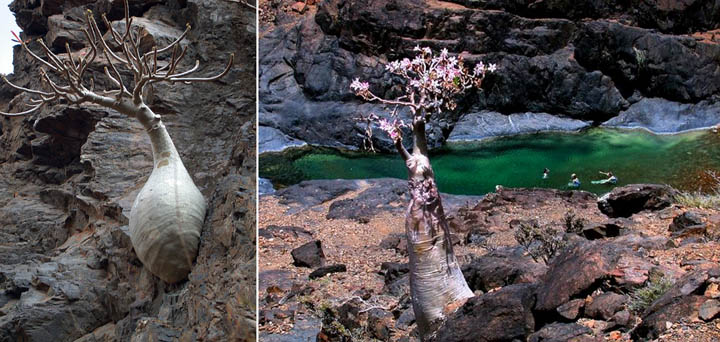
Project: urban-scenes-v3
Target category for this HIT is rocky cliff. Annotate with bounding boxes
[0,0,256,341]
[259,0,720,152]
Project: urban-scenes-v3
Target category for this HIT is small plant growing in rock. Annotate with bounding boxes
[628,275,674,314]
[514,221,566,264]
[633,46,647,71]
[564,210,586,234]
[350,46,495,339]
[1,0,233,283]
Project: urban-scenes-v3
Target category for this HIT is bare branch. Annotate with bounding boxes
[149,23,191,56]
[0,103,43,116]
[1,0,233,116]
[2,76,54,97]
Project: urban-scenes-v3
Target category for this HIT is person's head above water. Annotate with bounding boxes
[544,168,550,173]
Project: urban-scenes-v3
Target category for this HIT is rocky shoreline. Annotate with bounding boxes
[259,179,720,342]
[259,112,720,155]
[259,0,720,154]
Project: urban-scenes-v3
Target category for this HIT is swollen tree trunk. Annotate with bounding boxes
[400,121,473,339]
[128,105,207,283]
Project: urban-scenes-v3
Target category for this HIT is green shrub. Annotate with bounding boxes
[628,276,674,314]
[514,221,566,264]
[564,210,586,234]
[675,171,720,209]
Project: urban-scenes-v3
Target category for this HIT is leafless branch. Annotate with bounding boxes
[1,0,234,117]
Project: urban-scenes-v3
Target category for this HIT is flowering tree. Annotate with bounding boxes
[351,47,495,338]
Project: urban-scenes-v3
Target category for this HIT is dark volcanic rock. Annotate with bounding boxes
[557,298,585,320]
[291,240,326,268]
[535,240,623,311]
[260,0,720,153]
[259,225,313,239]
[309,264,347,279]
[581,221,622,240]
[275,179,360,209]
[326,178,407,223]
[431,283,537,342]
[584,292,627,320]
[527,323,598,342]
[598,184,678,218]
[367,308,394,340]
[462,247,547,292]
[669,211,706,235]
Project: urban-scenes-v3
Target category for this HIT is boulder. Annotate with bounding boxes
[598,184,677,218]
[557,299,585,320]
[603,98,720,133]
[462,247,548,292]
[584,292,627,320]
[669,211,707,238]
[291,240,325,268]
[527,323,599,342]
[309,264,346,279]
[535,240,621,311]
[431,284,536,342]
[448,111,590,142]
[699,299,720,321]
[367,308,394,340]
[259,225,313,239]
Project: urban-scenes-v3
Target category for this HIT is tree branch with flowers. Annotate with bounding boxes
[351,46,495,339]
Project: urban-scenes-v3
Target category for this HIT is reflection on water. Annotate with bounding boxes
[260,128,720,195]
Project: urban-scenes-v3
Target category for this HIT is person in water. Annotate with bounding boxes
[543,168,550,179]
[569,173,581,188]
[594,171,618,184]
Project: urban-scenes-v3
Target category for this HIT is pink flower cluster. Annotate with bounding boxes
[350,78,370,98]
[351,46,497,143]
[377,117,407,141]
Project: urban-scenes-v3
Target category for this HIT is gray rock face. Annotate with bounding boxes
[260,0,720,152]
[258,126,307,154]
[0,0,256,341]
[448,111,591,142]
[603,98,720,133]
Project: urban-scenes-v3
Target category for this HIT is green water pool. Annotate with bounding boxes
[259,128,720,195]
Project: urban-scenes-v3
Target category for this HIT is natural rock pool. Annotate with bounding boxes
[260,128,720,195]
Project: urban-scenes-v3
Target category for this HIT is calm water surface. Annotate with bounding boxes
[260,128,720,195]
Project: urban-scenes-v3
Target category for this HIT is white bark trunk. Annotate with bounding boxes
[404,153,473,339]
[129,108,207,283]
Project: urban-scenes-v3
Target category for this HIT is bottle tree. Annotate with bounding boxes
[351,46,495,339]
[1,0,233,283]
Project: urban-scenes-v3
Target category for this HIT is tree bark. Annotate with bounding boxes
[401,119,473,339]
[128,105,207,283]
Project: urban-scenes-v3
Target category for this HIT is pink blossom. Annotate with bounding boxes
[350,78,369,93]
